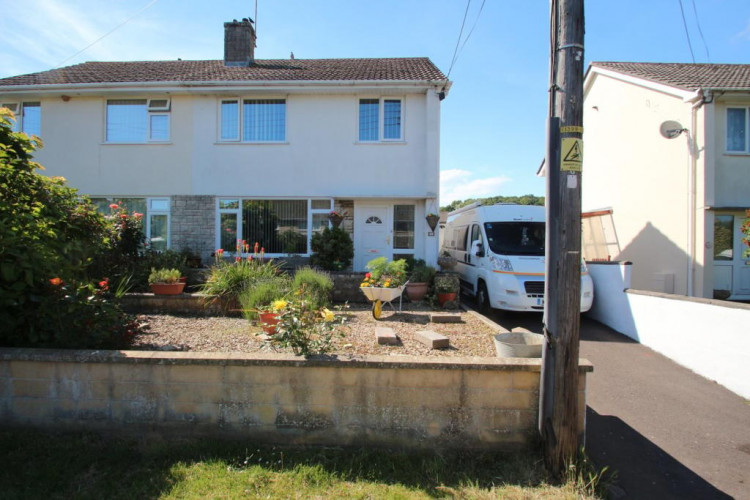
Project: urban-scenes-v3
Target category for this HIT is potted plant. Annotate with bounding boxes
[328,210,345,228]
[434,274,459,307]
[148,268,185,295]
[437,251,457,271]
[257,299,288,335]
[425,212,440,232]
[405,260,436,301]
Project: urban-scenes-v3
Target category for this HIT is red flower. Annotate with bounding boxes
[254,242,259,253]
[98,278,109,290]
[109,203,119,209]
[49,277,63,286]
[132,212,143,218]
[235,256,241,263]
[365,272,371,278]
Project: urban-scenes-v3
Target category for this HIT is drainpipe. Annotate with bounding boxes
[685,89,709,297]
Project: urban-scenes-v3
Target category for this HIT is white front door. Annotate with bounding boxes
[713,214,750,298]
[354,205,391,271]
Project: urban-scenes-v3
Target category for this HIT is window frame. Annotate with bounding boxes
[105,98,171,144]
[726,106,750,154]
[357,96,404,143]
[89,196,171,250]
[216,198,333,256]
[218,97,288,143]
[3,101,41,136]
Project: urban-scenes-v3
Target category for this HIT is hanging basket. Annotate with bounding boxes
[425,214,440,232]
[329,213,344,228]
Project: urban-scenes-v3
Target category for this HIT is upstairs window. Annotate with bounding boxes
[3,102,41,136]
[727,107,749,153]
[106,99,170,143]
[220,99,286,142]
[358,98,402,142]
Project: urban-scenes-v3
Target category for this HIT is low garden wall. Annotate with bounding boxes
[586,261,750,399]
[0,349,591,450]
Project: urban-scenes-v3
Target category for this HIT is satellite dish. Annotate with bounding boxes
[660,120,686,139]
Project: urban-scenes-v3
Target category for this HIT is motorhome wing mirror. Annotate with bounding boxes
[472,240,484,257]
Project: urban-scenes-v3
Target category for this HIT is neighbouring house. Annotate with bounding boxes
[582,62,750,300]
[0,19,450,270]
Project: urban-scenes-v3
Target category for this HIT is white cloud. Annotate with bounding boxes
[440,169,511,205]
[735,18,750,41]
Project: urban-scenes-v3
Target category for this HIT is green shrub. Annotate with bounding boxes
[293,267,333,308]
[410,260,436,284]
[267,300,347,356]
[201,258,284,312]
[33,279,142,349]
[239,276,292,321]
[0,108,144,348]
[310,226,353,271]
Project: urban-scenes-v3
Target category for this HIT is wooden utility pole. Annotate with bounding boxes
[539,0,585,477]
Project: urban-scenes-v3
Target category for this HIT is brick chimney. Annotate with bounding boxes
[224,18,256,66]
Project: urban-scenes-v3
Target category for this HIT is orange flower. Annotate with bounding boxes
[49,277,63,286]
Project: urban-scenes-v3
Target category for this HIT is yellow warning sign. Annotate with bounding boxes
[561,138,583,172]
[560,126,584,134]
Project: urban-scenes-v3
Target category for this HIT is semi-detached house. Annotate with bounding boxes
[0,20,451,270]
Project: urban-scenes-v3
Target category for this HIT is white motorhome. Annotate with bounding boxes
[441,203,593,312]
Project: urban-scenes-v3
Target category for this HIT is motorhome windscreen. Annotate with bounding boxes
[484,222,545,256]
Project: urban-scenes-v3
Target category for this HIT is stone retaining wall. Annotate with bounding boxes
[0,349,591,450]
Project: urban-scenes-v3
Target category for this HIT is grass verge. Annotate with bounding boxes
[0,428,606,499]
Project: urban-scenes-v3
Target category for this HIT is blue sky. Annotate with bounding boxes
[2,0,749,203]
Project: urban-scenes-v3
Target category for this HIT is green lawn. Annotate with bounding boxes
[0,428,605,499]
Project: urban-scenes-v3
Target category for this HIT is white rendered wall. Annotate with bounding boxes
[586,262,750,399]
[29,91,439,199]
[583,74,697,295]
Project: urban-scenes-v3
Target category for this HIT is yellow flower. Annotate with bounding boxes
[272,300,288,312]
[321,308,335,322]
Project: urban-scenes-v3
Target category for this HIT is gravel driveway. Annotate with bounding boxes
[132,305,498,357]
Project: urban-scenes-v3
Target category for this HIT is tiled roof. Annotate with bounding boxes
[0,58,447,87]
[591,62,750,91]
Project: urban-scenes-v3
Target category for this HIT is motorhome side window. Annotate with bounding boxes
[453,225,468,251]
[470,224,482,245]
[484,222,545,256]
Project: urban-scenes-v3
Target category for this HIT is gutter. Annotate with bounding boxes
[0,79,453,96]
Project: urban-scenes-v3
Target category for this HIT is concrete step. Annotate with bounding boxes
[375,327,399,345]
[415,330,450,349]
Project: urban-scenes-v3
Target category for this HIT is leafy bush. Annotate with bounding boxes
[409,260,436,284]
[310,226,353,271]
[239,276,292,321]
[31,279,143,349]
[0,108,143,348]
[201,257,284,312]
[267,300,347,356]
[293,267,333,308]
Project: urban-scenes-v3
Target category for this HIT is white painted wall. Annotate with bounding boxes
[586,262,750,399]
[28,90,439,199]
[583,73,696,294]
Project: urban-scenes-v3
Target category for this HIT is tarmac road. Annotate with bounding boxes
[482,308,750,500]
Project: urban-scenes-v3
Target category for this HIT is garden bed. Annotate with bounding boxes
[132,305,497,357]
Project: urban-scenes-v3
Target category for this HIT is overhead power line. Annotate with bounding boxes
[446,0,472,80]
[691,0,711,62]
[55,0,161,68]
[677,0,696,63]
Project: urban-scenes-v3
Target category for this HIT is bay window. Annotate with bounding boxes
[218,198,332,254]
[219,99,286,142]
[727,107,749,153]
[106,99,170,143]
[358,97,403,142]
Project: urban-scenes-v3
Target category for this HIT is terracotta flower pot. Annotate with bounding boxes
[258,311,280,334]
[406,282,429,301]
[150,282,186,295]
[437,292,457,307]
